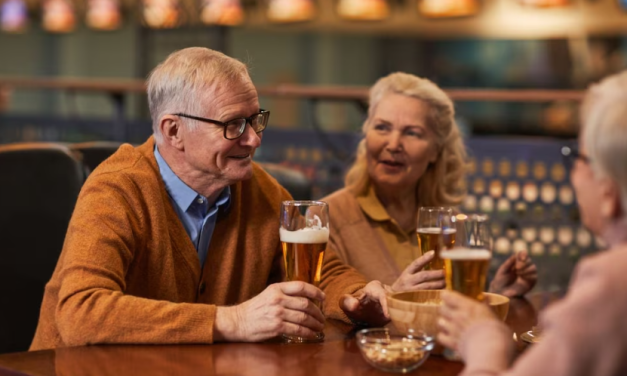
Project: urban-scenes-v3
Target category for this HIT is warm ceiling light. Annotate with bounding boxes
[418,0,479,18]
[337,0,390,21]
[517,0,570,7]
[200,0,244,26]
[42,0,76,32]
[86,0,122,30]
[142,0,182,28]
[267,0,315,23]
[0,0,29,33]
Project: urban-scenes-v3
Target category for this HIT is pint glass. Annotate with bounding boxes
[279,200,329,343]
[440,213,492,361]
[440,213,492,302]
[416,207,455,270]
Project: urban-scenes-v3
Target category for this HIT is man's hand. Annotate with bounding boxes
[489,251,537,298]
[391,251,446,293]
[340,280,390,327]
[214,281,325,342]
[437,290,497,351]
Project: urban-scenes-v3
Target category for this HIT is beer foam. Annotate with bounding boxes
[280,227,329,244]
[307,214,324,230]
[417,227,457,235]
[440,249,491,260]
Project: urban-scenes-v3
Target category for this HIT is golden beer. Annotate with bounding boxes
[416,227,456,270]
[442,249,490,301]
[279,227,329,343]
[280,240,327,286]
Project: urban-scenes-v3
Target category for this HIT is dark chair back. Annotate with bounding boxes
[70,141,122,173]
[0,143,84,353]
[258,162,313,200]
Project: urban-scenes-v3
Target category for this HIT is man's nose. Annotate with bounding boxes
[239,122,262,148]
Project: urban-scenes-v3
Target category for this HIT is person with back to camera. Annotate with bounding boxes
[30,47,390,350]
[322,72,537,297]
[437,70,627,376]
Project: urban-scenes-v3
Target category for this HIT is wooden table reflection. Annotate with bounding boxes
[0,292,561,376]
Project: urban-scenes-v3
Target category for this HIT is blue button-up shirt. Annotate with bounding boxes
[154,147,230,267]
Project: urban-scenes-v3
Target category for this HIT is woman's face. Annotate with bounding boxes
[365,93,438,192]
[570,137,604,236]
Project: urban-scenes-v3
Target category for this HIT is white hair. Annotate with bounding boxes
[581,70,627,214]
[147,47,249,144]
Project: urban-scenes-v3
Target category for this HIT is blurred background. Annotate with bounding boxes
[1,0,626,137]
[1,0,627,291]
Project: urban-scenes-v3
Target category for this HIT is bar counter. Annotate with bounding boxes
[0,293,557,376]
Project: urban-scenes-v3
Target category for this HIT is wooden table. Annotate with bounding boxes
[0,294,558,376]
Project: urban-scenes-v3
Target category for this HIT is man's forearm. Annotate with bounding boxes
[57,291,216,346]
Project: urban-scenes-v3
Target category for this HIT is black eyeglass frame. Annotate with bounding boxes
[561,145,591,166]
[173,109,270,140]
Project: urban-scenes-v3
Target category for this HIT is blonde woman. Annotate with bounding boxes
[322,72,536,297]
[438,71,627,376]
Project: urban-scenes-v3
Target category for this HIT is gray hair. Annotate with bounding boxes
[344,72,467,206]
[581,70,627,214]
[147,47,249,144]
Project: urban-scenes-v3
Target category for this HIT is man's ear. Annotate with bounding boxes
[160,115,185,151]
[600,178,622,220]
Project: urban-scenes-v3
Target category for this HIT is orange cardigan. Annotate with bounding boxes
[30,137,367,350]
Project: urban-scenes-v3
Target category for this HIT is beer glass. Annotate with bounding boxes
[416,207,454,270]
[440,213,492,361]
[279,200,329,343]
[440,213,492,302]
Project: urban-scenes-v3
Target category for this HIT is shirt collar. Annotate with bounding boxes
[214,185,231,211]
[356,184,391,222]
[154,146,232,213]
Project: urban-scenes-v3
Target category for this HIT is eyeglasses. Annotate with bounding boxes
[561,145,591,168]
[173,109,270,140]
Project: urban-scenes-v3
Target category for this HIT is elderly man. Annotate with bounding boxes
[30,47,388,350]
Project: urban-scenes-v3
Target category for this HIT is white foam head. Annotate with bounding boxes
[417,227,457,235]
[280,227,329,244]
[440,248,491,260]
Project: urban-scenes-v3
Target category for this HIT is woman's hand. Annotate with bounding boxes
[340,280,390,327]
[391,251,446,292]
[489,251,538,298]
[437,290,498,351]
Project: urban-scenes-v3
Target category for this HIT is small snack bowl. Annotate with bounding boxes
[356,328,435,373]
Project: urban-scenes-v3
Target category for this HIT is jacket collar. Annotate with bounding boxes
[356,184,391,223]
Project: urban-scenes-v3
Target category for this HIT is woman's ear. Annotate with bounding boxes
[599,178,622,220]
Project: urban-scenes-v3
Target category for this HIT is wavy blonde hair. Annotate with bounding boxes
[344,72,467,206]
[580,70,627,214]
